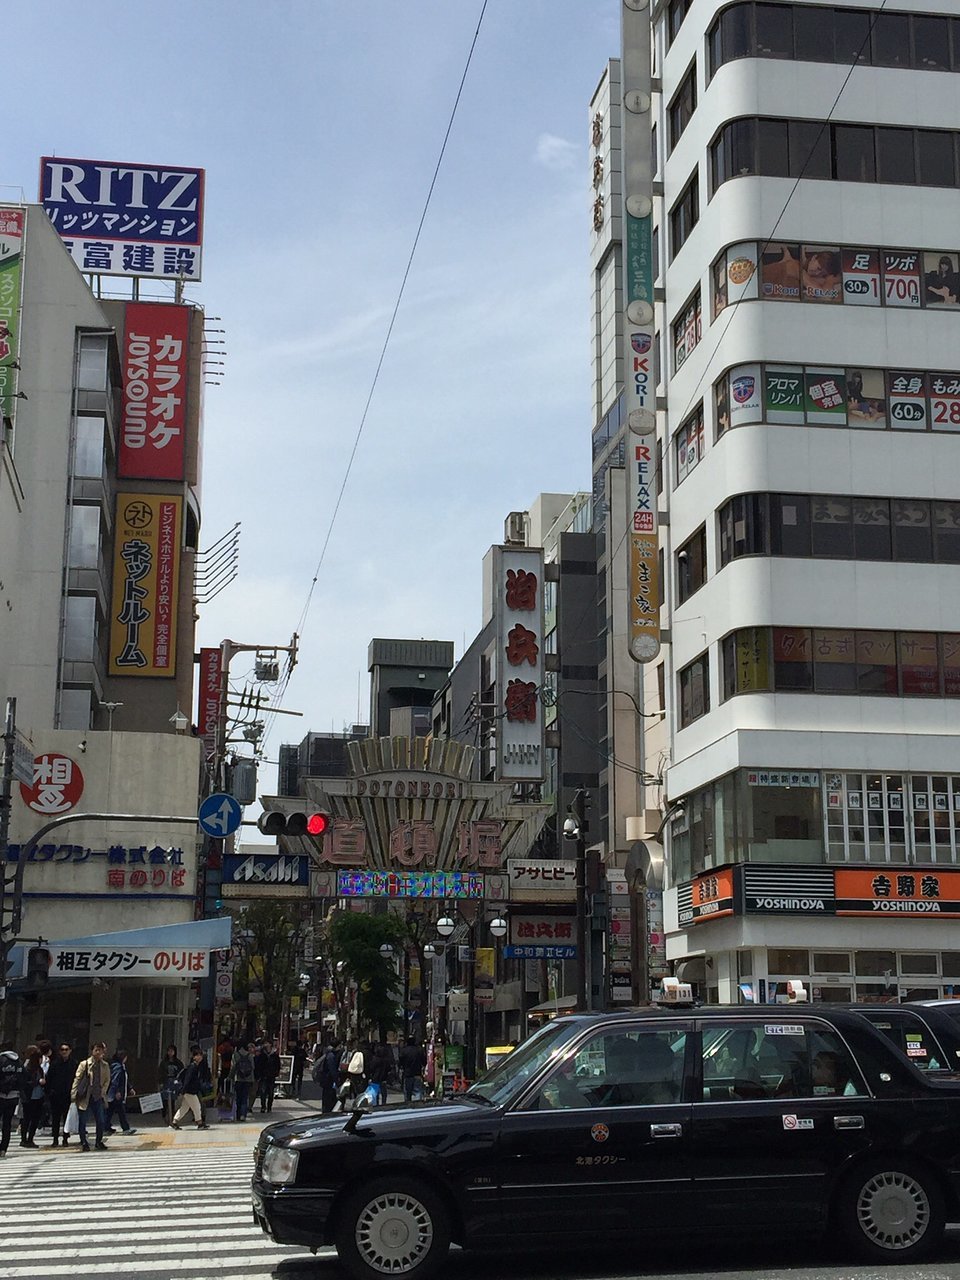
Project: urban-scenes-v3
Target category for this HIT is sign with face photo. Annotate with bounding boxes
[801,246,842,304]
[923,252,960,308]
[845,369,887,427]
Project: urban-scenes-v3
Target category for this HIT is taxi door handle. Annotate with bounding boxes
[650,1123,683,1138]
[834,1115,865,1130]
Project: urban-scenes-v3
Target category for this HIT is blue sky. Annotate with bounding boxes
[7,1,619,776]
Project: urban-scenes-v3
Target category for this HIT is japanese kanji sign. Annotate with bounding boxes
[0,207,25,429]
[628,435,660,662]
[510,913,576,945]
[337,870,484,899]
[46,945,209,977]
[39,158,204,281]
[835,868,960,916]
[197,647,223,761]
[19,754,84,815]
[119,303,190,480]
[109,493,182,676]
[507,858,576,902]
[494,546,545,781]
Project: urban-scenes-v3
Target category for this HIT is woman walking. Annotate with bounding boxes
[19,1045,44,1148]
[158,1044,184,1126]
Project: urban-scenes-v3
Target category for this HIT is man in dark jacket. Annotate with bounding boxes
[256,1039,281,1113]
[170,1047,211,1130]
[0,1042,22,1157]
[46,1043,77,1147]
[398,1038,426,1103]
[314,1043,340,1114]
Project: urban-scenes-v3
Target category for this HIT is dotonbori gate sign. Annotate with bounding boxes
[261,737,549,877]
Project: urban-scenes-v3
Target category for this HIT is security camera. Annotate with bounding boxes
[78,739,87,754]
[563,816,580,839]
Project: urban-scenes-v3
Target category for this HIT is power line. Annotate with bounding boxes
[260,2,489,750]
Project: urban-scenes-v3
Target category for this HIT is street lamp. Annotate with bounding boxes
[489,917,508,939]
[423,943,440,959]
[436,917,456,939]
[378,943,395,958]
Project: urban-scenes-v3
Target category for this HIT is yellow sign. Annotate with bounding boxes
[475,947,495,1005]
[628,436,660,662]
[109,493,182,677]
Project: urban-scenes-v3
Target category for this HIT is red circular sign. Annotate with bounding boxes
[19,754,85,815]
[590,1123,610,1144]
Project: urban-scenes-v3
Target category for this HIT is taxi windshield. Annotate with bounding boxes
[467,1020,578,1106]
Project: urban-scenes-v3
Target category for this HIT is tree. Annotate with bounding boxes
[233,901,305,1037]
[324,910,406,1040]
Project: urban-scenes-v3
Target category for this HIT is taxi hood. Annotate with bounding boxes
[261,1098,489,1145]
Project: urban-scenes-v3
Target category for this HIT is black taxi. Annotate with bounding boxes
[252,1006,960,1279]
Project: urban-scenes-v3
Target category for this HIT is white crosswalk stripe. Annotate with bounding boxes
[0,1144,338,1279]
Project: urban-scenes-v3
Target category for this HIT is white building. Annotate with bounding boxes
[596,3,960,1004]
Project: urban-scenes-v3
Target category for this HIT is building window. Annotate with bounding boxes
[668,62,697,151]
[723,626,960,701]
[667,0,693,46]
[67,505,101,571]
[718,493,768,564]
[715,363,960,435]
[825,772,960,865]
[679,652,710,727]
[63,596,97,662]
[709,5,960,78]
[669,172,700,259]
[672,291,702,372]
[677,525,707,603]
[674,403,704,484]
[73,415,105,479]
[76,334,109,392]
[711,118,960,196]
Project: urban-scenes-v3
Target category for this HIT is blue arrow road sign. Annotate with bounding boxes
[198,792,242,838]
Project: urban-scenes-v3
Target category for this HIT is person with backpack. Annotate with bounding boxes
[105,1048,137,1135]
[230,1042,255,1121]
[256,1039,281,1113]
[0,1041,23,1157]
[170,1046,211,1130]
[314,1043,340,1114]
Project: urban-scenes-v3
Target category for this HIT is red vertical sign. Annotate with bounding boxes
[198,647,223,761]
[119,302,190,480]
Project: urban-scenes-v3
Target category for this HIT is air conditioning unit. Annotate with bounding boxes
[504,511,527,545]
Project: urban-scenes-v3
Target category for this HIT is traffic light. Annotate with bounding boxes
[26,947,51,989]
[257,809,331,837]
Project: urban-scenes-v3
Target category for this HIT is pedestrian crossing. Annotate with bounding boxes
[0,1144,338,1279]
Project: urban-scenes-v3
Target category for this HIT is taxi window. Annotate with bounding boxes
[701,1021,866,1101]
[529,1027,686,1110]
[864,1015,944,1071]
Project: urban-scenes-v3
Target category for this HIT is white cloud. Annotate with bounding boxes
[535,133,580,171]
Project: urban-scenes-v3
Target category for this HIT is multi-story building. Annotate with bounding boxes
[634,2,960,1004]
[0,203,223,1072]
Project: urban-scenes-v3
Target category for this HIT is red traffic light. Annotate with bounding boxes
[306,812,330,837]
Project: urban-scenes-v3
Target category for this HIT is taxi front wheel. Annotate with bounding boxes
[335,1175,451,1280]
[837,1159,945,1263]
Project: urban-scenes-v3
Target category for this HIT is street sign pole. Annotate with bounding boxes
[0,698,16,1001]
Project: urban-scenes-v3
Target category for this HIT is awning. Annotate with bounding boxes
[527,994,579,1015]
[8,916,231,980]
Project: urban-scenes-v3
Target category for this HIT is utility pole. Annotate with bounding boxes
[0,698,16,1004]
[565,788,590,1012]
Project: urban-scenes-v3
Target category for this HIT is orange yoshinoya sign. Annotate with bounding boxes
[834,868,960,917]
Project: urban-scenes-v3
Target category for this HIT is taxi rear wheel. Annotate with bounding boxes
[838,1159,945,1263]
[335,1175,451,1280]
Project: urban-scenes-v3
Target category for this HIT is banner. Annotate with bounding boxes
[475,948,495,1005]
[109,493,182,676]
[0,209,25,428]
[119,302,190,479]
[628,434,660,662]
[198,647,223,760]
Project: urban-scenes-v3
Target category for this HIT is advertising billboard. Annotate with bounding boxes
[628,434,660,662]
[0,208,25,428]
[119,302,190,480]
[109,493,182,677]
[494,546,545,781]
[39,157,204,281]
[197,647,223,761]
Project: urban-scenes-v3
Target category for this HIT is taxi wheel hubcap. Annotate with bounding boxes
[857,1170,930,1250]
[355,1190,433,1273]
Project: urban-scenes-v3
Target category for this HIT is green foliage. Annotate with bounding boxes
[326,910,406,1038]
[233,901,304,1036]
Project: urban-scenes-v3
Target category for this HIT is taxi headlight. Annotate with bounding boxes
[262,1145,300,1185]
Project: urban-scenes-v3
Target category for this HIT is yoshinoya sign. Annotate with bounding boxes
[700,863,960,919]
[740,865,837,915]
[39,157,204,281]
[677,869,735,925]
[119,302,190,480]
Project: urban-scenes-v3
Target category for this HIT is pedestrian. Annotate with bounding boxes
[368,1042,392,1105]
[170,1047,211,1130]
[158,1044,184,1126]
[340,1041,366,1108]
[105,1048,137,1135]
[230,1042,255,1121]
[256,1039,281,1113]
[290,1039,307,1099]
[217,1035,234,1104]
[45,1042,76,1147]
[315,1043,340,1114]
[36,1039,53,1137]
[71,1041,111,1152]
[398,1037,427,1103]
[19,1045,45,1148]
[0,1041,23,1157]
